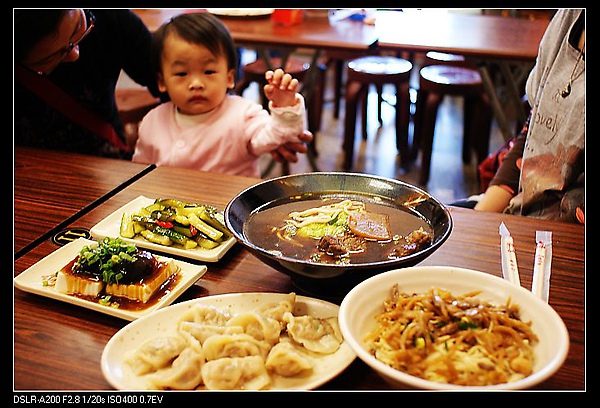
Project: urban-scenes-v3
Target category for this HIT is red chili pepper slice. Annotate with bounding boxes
[156,220,174,228]
[190,225,198,236]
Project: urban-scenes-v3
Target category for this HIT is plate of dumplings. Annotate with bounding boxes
[101,292,356,390]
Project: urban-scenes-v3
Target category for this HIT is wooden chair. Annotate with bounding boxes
[342,55,413,171]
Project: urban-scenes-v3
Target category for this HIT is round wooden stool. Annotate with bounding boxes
[322,49,380,119]
[235,57,325,137]
[342,55,413,170]
[413,64,492,185]
[423,51,476,68]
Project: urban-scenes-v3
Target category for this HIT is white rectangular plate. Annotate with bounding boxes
[90,195,236,262]
[14,238,207,321]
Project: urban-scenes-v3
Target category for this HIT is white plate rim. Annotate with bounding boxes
[338,265,570,390]
[207,8,274,17]
[90,195,236,262]
[13,238,207,321]
[101,292,357,390]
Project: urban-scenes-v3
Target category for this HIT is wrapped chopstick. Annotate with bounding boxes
[531,230,552,302]
[499,222,520,286]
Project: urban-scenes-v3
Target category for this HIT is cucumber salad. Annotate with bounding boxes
[119,198,230,250]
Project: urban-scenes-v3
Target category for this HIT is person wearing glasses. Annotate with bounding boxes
[14,8,313,165]
[15,9,162,159]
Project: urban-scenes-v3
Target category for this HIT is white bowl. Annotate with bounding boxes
[338,266,569,390]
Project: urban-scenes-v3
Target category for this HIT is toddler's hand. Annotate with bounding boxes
[264,68,300,108]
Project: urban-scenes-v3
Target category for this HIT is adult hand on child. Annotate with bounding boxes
[264,68,300,108]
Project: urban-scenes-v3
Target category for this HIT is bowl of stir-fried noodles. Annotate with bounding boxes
[338,266,570,390]
[224,172,452,299]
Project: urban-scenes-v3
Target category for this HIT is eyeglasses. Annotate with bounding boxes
[59,9,95,62]
[24,9,96,75]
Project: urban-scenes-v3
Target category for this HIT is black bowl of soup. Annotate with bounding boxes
[224,172,452,298]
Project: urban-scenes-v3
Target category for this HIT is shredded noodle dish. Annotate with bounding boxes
[364,284,538,386]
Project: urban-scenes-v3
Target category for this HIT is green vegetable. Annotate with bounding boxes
[187,212,224,242]
[297,223,346,239]
[199,206,230,237]
[120,213,135,238]
[458,319,479,330]
[140,229,172,246]
[74,237,138,284]
[120,198,231,250]
[154,226,197,249]
[295,211,349,239]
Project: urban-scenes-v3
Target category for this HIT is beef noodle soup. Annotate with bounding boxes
[243,196,433,266]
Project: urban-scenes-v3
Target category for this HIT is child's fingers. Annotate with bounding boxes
[266,68,299,89]
[265,68,282,84]
[277,74,299,91]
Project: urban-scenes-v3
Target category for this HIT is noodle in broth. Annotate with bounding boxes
[244,198,433,265]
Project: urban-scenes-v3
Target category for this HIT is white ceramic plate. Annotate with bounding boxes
[207,8,274,17]
[101,292,356,390]
[339,266,570,390]
[14,238,207,321]
[90,195,236,262]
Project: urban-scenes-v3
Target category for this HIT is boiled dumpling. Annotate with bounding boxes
[201,355,271,390]
[226,311,282,345]
[125,335,188,376]
[284,312,343,354]
[202,332,272,361]
[145,340,205,390]
[178,304,230,326]
[178,320,244,345]
[254,293,296,328]
[265,341,313,377]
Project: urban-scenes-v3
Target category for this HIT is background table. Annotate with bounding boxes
[135,9,378,53]
[14,147,154,257]
[14,155,585,390]
[375,10,550,141]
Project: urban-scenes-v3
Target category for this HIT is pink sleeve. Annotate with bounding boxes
[248,94,306,156]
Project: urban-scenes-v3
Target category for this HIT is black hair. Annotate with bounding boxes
[151,12,238,78]
[14,9,71,63]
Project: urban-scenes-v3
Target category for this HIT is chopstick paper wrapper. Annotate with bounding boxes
[499,222,520,286]
[531,230,552,302]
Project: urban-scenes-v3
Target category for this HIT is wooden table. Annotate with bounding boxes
[14,147,154,257]
[375,10,550,142]
[13,151,585,391]
[135,9,378,53]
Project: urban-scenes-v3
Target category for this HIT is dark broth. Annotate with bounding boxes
[244,196,433,265]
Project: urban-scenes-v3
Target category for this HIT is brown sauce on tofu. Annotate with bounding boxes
[60,257,181,311]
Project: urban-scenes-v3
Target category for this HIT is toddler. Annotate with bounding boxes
[132,12,307,177]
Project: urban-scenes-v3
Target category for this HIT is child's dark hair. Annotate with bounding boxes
[151,12,238,77]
